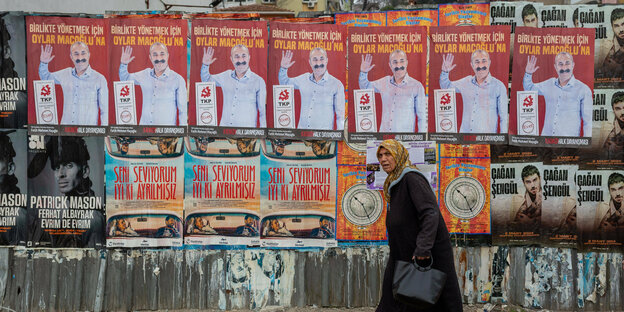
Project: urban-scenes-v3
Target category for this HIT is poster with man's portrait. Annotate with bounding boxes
[0,129,27,246]
[108,16,187,136]
[538,5,575,28]
[428,26,511,144]
[27,135,105,248]
[188,19,267,138]
[583,89,624,168]
[347,26,428,143]
[26,16,109,136]
[266,22,346,140]
[509,27,595,147]
[0,12,27,129]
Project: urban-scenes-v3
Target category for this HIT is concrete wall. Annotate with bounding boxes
[0,246,622,311]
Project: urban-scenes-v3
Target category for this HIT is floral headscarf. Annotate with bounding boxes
[377,139,417,202]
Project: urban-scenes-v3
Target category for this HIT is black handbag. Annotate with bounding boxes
[392,257,447,309]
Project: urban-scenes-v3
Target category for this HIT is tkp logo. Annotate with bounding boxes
[359,93,370,105]
[201,86,211,98]
[523,95,534,107]
[40,85,51,97]
[120,85,130,97]
[440,93,451,105]
[279,89,289,101]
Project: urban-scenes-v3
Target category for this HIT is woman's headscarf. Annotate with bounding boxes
[377,139,417,202]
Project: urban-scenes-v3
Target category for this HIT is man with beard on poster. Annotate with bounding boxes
[38,42,108,126]
[119,43,188,126]
[358,50,426,132]
[510,165,542,230]
[522,4,539,27]
[201,45,266,128]
[595,173,624,232]
[523,52,592,137]
[603,92,624,159]
[599,8,624,80]
[279,48,345,130]
[0,131,26,245]
[440,50,508,133]
[1,16,27,128]
[234,214,259,236]
[310,216,334,238]
[28,137,104,248]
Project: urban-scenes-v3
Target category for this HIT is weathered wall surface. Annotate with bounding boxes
[0,246,622,311]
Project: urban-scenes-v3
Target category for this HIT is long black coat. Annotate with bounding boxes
[377,171,463,312]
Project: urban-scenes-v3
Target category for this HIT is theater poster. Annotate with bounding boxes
[490,145,543,245]
[27,135,105,248]
[428,26,511,144]
[108,16,187,136]
[509,27,595,147]
[260,140,337,248]
[347,26,427,143]
[541,149,578,248]
[184,137,261,246]
[267,22,346,141]
[538,5,574,28]
[577,169,624,252]
[336,165,386,242]
[438,3,490,26]
[337,140,366,166]
[105,136,184,247]
[188,19,267,139]
[583,89,624,168]
[0,13,27,129]
[438,144,490,234]
[386,9,438,27]
[335,12,386,27]
[26,16,109,136]
[0,130,27,246]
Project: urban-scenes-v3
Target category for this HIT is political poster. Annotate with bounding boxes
[27,135,105,248]
[347,26,427,142]
[490,2,543,34]
[438,3,490,26]
[490,145,543,245]
[108,16,187,136]
[386,9,438,27]
[438,144,490,234]
[267,22,346,140]
[188,19,267,139]
[105,136,184,247]
[538,5,574,28]
[0,13,27,129]
[0,130,27,246]
[509,27,595,147]
[583,89,624,168]
[335,12,386,27]
[26,16,109,136]
[428,26,511,144]
[336,165,386,242]
[260,139,337,248]
[183,137,261,246]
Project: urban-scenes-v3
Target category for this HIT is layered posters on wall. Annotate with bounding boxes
[188,19,267,138]
[438,3,490,26]
[105,136,184,247]
[267,22,346,140]
[184,137,261,246]
[260,140,337,248]
[335,12,387,27]
[337,140,366,166]
[27,135,105,248]
[336,165,386,241]
[0,13,27,129]
[0,130,27,245]
[490,145,543,245]
[347,26,427,142]
[428,26,511,144]
[586,89,624,168]
[438,144,490,235]
[538,5,574,28]
[26,16,109,136]
[386,9,439,27]
[509,27,595,147]
[108,16,187,136]
[490,2,543,34]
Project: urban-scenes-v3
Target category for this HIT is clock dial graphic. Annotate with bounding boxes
[444,176,486,219]
[341,184,383,226]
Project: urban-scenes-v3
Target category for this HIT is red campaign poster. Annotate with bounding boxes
[427,26,511,144]
[267,22,347,140]
[108,16,187,135]
[347,26,427,143]
[510,27,595,148]
[26,16,109,135]
[188,19,267,138]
